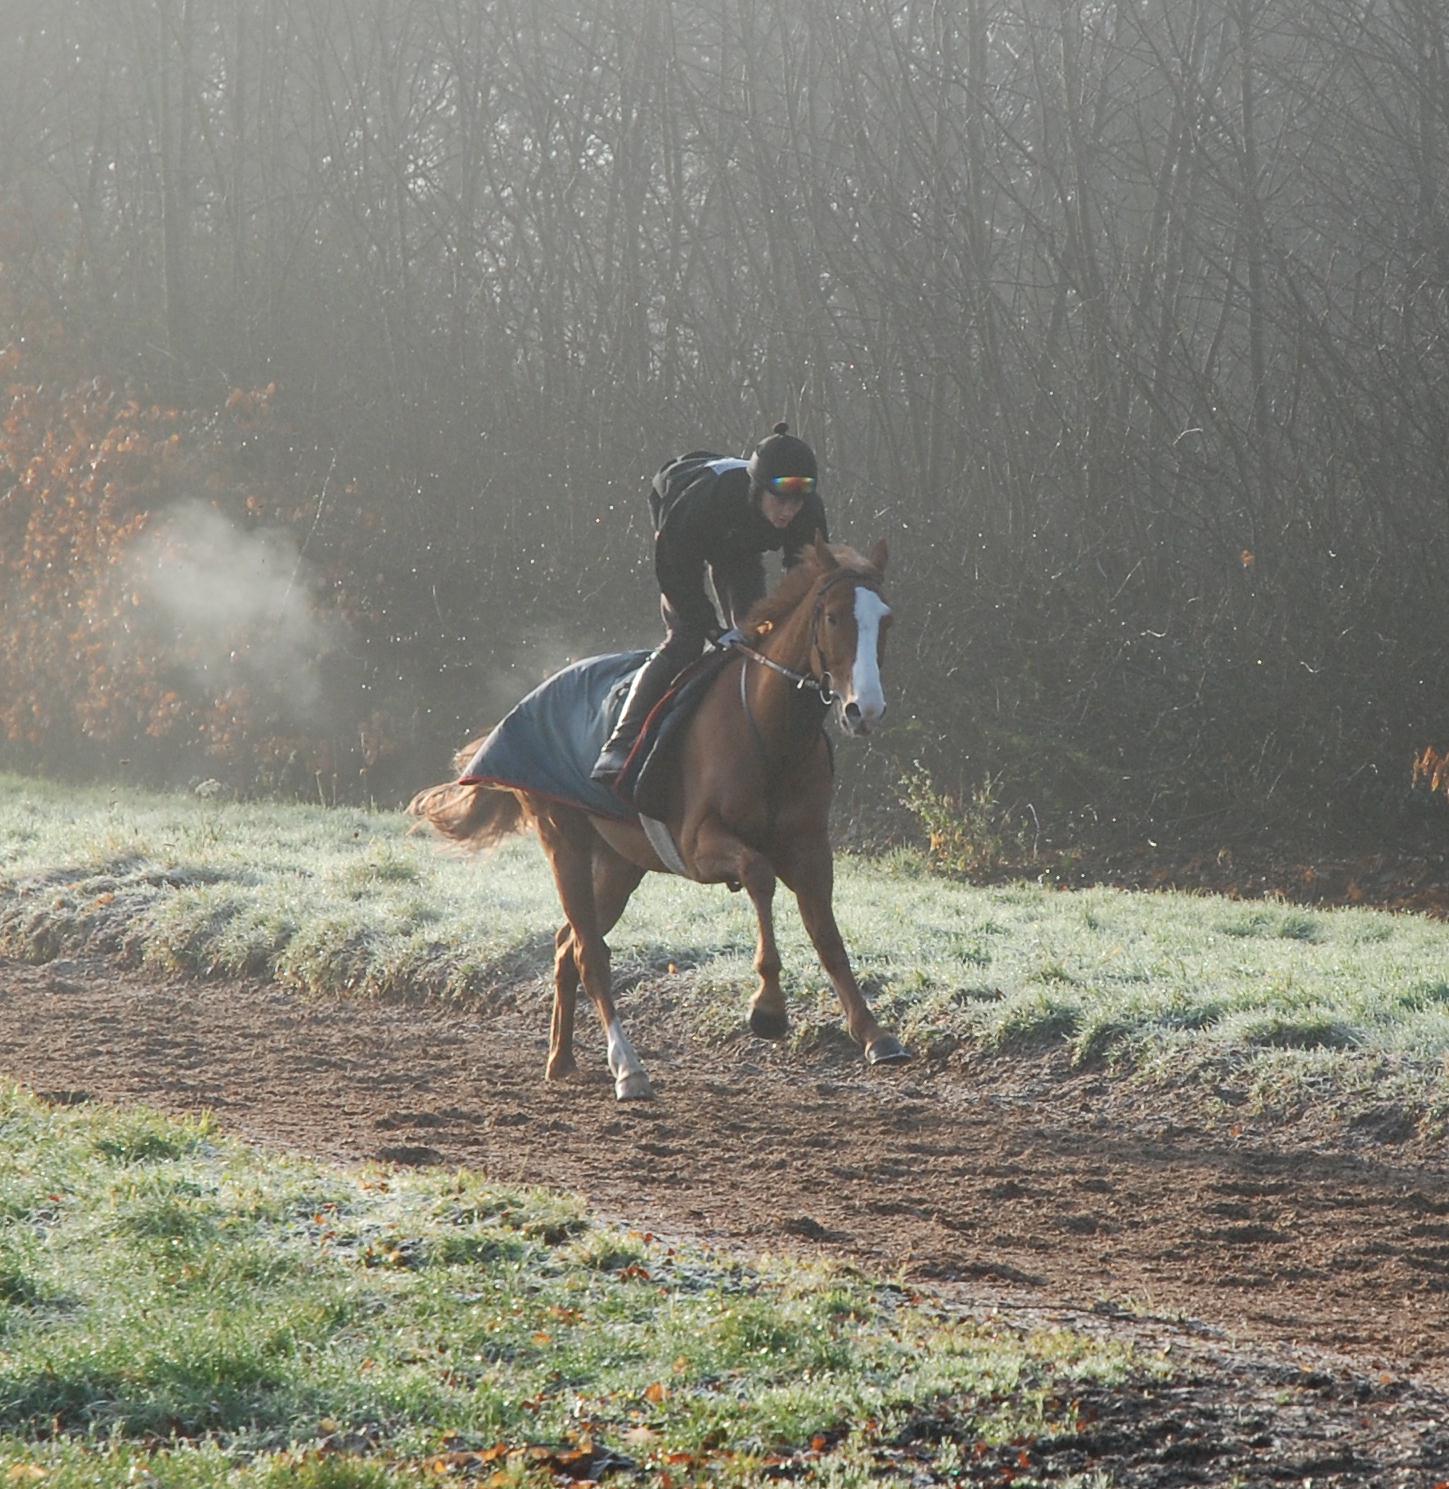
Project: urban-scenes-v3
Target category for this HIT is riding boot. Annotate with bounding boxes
[590,648,679,783]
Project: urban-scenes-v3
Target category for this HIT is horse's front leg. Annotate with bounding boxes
[778,837,908,1065]
[690,818,788,1039]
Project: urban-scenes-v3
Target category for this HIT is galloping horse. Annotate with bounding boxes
[407,535,905,1099]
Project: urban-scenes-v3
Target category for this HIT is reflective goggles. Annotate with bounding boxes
[765,474,816,497]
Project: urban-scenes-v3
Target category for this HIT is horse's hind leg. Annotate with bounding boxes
[547,848,645,1082]
[548,922,581,1081]
[536,813,652,1100]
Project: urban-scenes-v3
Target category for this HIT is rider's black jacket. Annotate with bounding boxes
[648,451,829,635]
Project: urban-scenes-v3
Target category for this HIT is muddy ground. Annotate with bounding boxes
[1,950,1447,1485]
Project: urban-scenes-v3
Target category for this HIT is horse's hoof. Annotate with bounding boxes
[866,1034,910,1065]
[546,1059,579,1082]
[749,1006,789,1041]
[615,1071,654,1101]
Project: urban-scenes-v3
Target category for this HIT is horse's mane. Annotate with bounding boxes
[744,542,880,637]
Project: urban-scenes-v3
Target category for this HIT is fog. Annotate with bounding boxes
[4,0,1449,843]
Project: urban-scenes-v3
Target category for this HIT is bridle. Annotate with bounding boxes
[730,640,837,708]
[719,567,878,709]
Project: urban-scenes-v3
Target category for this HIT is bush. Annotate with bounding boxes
[0,294,411,798]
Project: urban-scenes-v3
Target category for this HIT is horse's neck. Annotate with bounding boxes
[759,583,819,673]
[749,582,827,738]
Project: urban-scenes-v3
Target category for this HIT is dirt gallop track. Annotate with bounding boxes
[3,951,1449,1482]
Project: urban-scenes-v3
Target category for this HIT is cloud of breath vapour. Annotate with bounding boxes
[129,501,345,722]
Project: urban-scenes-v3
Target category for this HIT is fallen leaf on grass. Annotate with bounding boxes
[429,1441,636,1481]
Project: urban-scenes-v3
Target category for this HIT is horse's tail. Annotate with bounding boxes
[406,735,528,852]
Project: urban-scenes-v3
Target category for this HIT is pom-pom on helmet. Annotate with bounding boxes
[747,421,818,498]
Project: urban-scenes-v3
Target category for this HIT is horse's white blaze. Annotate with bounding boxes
[847,588,890,726]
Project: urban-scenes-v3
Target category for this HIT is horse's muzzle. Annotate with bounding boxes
[841,699,884,736]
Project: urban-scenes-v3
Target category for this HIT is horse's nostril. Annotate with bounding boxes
[845,702,861,722]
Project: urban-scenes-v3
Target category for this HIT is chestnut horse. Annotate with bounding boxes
[407,536,905,1099]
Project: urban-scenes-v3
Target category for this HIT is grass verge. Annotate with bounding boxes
[4,774,1449,1130]
[0,1084,1141,1486]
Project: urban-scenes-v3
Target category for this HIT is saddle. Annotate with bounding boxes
[616,645,736,817]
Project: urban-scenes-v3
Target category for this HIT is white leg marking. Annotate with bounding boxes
[849,589,890,725]
[606,1018,652,1101]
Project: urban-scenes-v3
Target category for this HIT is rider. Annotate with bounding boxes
[591,421,829,786]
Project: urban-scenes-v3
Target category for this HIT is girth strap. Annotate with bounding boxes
[638,813,691,877]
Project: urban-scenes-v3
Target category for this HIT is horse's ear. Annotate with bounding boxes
[868,537,889,576]
[812,530,838,570]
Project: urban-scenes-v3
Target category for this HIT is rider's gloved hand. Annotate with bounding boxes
[711,626,747,649]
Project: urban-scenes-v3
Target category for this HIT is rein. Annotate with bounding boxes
[720,567,880,783]
[719,567,872,707]
[728,641,837,706]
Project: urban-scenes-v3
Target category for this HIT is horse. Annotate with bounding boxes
[406,535,906,1100]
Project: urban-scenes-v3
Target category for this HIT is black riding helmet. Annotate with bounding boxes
[746,421,818,491]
